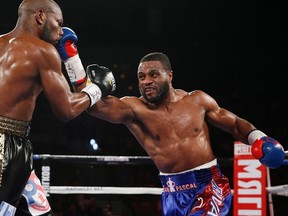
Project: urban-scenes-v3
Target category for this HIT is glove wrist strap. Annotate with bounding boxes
[248,129,267,145]
[81,84,102,107]
[63,55,86,86]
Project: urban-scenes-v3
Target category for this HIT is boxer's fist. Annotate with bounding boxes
[56,27,86,86]
[57,27,78,61]
[86,64,116,97]
[251,136,285,169]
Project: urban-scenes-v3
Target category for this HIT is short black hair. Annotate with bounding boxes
[140,52,172,71]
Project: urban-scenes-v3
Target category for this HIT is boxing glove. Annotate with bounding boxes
[248,130,285,169]
[57,27,86,86]
[85,64,116,98]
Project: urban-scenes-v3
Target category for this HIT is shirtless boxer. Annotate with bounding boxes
[59,30,285,215]
[0,0,114,215]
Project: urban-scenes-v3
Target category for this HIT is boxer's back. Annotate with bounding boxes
[0,32,42,121]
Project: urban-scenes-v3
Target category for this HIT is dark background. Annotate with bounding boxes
[1,0,288,215]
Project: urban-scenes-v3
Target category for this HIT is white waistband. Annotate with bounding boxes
[159,158,217,176]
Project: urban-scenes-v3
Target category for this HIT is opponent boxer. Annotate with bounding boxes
[85,53,284,216]
[58,29,284,215]
[0,0,114,215]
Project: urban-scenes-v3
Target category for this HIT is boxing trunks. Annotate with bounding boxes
[0,116,52,216]
[159,159,232,216]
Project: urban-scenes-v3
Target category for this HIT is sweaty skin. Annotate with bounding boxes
[0,0,94,213]
[85,59,257,173]
[0,0,91,122]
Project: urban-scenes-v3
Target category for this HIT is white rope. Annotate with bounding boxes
[49,186,163,195]
[34,154,150,161]
[33,154,154,164]
[33,154,233,164]
[267,184,288,196]
[46,185,288,196]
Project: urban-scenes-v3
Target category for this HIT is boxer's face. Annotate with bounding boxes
[40,8,63,45]
[138,61,171,103]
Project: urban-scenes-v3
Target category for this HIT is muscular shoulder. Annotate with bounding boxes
[120,96,143,106]
[6,34,58,61]
[188,90,211,99]
[120,96,152,113]
[24,35,60,70]
[186,90,218,110]
[1,33,59,73]
[26,35,58,59]
[186,89,207,101]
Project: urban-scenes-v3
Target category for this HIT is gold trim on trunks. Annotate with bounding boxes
[0,116,31,138]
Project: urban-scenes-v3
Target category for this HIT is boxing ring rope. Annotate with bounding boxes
[33,154,155,165]
[33,154,288,197]
[46,185,288,196]
[48,186,163,195]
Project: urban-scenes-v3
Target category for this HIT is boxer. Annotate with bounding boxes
[58,28,285,216]
[0,0,115,215]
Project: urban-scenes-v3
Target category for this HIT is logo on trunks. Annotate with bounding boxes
[22,171,51,214]
[163,177,197,192]
[207,179,223,215]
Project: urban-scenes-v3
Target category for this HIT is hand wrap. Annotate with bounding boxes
[81,84,102,107]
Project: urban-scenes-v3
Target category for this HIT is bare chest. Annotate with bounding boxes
[139,104,205,138]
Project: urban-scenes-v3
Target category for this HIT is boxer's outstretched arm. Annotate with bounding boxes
[200,90,285,168]
[196,90,255,143]
[86,95,137,124]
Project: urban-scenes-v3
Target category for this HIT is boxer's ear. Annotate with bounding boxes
[35,9,46,25]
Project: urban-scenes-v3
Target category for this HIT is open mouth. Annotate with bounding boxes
[145,87,155,95]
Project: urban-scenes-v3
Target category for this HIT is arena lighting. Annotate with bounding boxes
[90,138,99,151]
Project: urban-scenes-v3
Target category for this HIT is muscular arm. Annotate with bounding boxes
[199,91,256,144]
[86,96,136,124]
[69,68,135,124]
[39,44,91,121]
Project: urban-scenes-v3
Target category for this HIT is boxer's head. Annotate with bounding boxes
[17,0,63,45]
[138,52,173,103]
